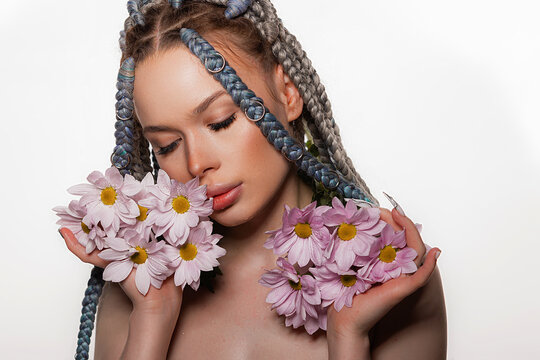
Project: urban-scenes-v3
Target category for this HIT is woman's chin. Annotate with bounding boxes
[210,208,253,228]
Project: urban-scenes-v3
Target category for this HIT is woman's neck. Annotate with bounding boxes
[215,167,313,265]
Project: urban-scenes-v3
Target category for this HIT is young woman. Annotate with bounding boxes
[60,1,446,358]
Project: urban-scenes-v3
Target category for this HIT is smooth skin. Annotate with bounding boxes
[60,41,446,359]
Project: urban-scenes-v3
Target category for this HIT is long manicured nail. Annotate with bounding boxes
[382,192,406,216]
[435,250,441,260]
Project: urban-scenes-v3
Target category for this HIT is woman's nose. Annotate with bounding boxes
[185,135,218,178]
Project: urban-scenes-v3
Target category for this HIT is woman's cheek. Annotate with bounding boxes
[156,152,189,183]
[240,121,289,185]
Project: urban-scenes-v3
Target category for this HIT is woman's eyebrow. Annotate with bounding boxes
[192,89,228,115]
[142,90,229,134]
[143,125,179,134]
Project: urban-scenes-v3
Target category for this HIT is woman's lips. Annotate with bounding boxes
[209,184,242,211]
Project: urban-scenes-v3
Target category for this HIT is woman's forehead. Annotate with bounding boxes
[133,45,274,126]
[133,47,220,124]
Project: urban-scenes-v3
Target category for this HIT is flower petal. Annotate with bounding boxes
[135,264,151,295]
[68,183,96,195]
[122,174,143,197]
[99,249,129,261]
[87,171,108,188]
[105,237,130,251]
[105,167,124,189]
[103,259,133,282]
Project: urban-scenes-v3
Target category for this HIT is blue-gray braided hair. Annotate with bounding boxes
[76,1,378,358]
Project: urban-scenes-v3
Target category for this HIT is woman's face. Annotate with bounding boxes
[133,44,301,227]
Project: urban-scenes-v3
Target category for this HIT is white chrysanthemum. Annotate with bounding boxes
[53,200,106,253]
[120,172,156,240]
[165,221,226,291]
[140,170,213,246]
[98,230,175,295]
[68,167,139,238]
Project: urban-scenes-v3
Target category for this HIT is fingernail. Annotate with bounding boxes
[58,228,65,240]
[382,192,406,216]
[395,204,406,217]
[435,250,441,260]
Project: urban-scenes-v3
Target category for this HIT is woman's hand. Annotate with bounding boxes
[59,227,183,313]
[60,227,183,359]
[326,208,441,359]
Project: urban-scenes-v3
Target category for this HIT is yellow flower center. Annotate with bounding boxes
[81,221,90,234]
[288,279,302,290]
[294,223,312,238]
[179,243,198,261]
[379,245,397,263]
[130,246,148,264]
[337,223,357,241]
[136,204,148,221]
[340,275,357,287]
[172,195,190,214]
[100,186,117,205]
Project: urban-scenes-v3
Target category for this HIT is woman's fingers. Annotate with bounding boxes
[380,206,426,266]
[377,247,440,306]
[397,247,440,297]
[390,208,426,266]
[379,207,402,232]
[59,227,108,268]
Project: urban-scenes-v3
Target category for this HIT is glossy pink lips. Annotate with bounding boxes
[210,184,242,211]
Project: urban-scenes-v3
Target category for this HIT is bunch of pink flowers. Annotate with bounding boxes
[54,167,226,295]
[259,198,419,335]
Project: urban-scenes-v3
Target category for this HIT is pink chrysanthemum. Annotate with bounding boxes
[67,167,139,238]
[53,200,106,253]
[262,228,280,250]
[364,223,418,282]
[264,202,331,267]
[310,262,373,311]
[120,172,156,240]
[165,221,226,291]
[98,230,174,295]
[285,301,327,335]
[259,257,325,335]
[140,170,213,246]
[324,197,385,271]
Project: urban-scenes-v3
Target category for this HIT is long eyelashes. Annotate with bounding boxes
[209,113,237,131]
[155,113,237,156]
[156,139,181,155]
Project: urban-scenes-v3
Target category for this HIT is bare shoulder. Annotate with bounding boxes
[370,267,447,359]
[94,281,132,360]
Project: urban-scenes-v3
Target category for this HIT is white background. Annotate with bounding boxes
[1,0,539,359]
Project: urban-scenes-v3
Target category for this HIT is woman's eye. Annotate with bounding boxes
[154,114,235,156]
[209,113,237,131]
[156,139,181,156]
